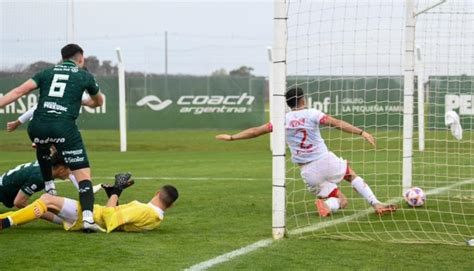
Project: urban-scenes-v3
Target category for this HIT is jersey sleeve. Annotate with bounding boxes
[20,182,42,196]
[308,109,328,125]
[85,73,100,96]
[18,104,37,123]
[31,70,44,86]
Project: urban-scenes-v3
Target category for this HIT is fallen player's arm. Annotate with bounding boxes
[323,116,376,147]
[106,195,119,207]
[6,105,37,132]
[0,79,38,107]
[82,92,104,108]
[215,123,272,141]
[13,191,30,209]
[8,93,99,132]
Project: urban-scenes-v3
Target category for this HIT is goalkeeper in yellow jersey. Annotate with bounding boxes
[0,173,179,233]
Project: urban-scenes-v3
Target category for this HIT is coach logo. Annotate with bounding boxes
[136,95,173,111]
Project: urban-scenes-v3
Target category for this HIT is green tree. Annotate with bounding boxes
[84,56,100,73]
[229,66,254,76]
[24,61,55,74]
[211,68,228,76]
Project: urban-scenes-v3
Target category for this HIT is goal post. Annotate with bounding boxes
[402,0,415,192]
[271,0,288,240]
[116,47,127,152]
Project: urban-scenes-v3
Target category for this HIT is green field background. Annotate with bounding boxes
[0,130,472,270]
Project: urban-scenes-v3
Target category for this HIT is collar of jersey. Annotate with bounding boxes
[148,202,165,219]
[62,60,77,66]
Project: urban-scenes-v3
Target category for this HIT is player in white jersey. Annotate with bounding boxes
[216,87,395,216]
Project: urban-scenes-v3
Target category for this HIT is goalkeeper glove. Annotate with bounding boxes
[101,172,134,198]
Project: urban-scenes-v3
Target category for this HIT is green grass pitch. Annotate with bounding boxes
[0,129,473,270]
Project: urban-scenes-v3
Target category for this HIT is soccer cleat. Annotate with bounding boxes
[92,184,103,194]
[315,199,331,217]
[374,204,397,216]
[82,220,105,233]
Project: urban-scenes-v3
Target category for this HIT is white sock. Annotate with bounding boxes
[82,210,94,223]
[69,174,79,190]
[325,197,340,212]
[351,176,380,206]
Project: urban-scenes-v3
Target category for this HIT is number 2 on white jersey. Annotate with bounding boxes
[48,74,69,98]
[296,129,313,149]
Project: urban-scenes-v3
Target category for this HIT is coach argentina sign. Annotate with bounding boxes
[136,93,255,115]
[128,76,265,129]
[132,92,262,129]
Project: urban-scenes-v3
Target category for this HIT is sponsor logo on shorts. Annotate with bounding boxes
[33,137,66,144]
[65,156,85,164]
[62,149,83,156]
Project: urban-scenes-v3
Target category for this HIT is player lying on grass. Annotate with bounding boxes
[0,152,71,224]
[0,44,105,232]
[0,174,179,233]
[216,87,395,217]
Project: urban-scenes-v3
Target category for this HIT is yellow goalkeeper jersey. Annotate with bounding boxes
[65,200,164,233]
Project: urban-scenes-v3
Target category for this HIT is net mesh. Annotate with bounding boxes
[285,0,474,245]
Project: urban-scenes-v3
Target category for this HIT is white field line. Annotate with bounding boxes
[184,239,274,271]
[185,178,474,271]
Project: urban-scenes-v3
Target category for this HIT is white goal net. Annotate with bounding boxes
[274,0,474,245]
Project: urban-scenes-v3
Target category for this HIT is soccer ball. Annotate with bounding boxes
[404,187,426,207]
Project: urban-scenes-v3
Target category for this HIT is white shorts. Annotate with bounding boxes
[299,151,347,195]
[58,198,79,226]
[316,182,338,198]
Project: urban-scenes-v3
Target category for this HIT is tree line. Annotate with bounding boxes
[1,56,255,77]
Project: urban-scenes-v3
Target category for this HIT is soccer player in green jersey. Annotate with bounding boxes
[0,44,104,232]
[0,152,71,224]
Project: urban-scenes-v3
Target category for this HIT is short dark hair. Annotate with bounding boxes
[285,87,305,108]
[159,185,179,208]
[61,44,83,60]
[50,152,67,168]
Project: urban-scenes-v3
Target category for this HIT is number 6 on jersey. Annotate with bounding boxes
[48,74,69,98]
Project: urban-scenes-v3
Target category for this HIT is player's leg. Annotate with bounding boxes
[0,194,61,230]
[55,126,102,233]
[41,212,64,224]
[27,120,57,194]
[343,167,396,215]
[315,182,346,217]
[36,144,57,194]
[299,161,330,216]
[0,211,15,219]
